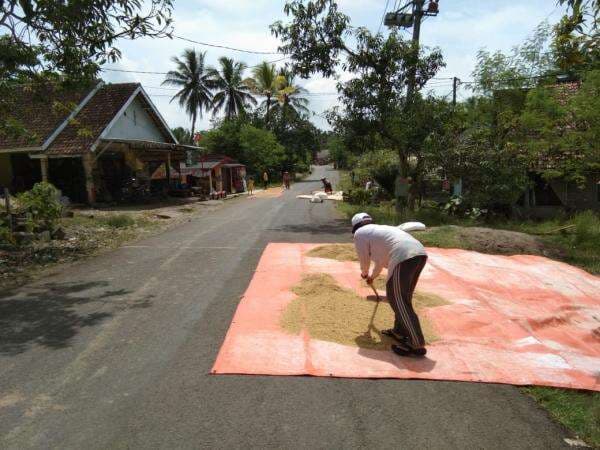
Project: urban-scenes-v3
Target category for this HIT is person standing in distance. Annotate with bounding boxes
[352,212,428,357]
[262,171,269,190]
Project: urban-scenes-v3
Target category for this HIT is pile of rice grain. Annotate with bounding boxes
[280,274,443,351]
[306,244,358,262]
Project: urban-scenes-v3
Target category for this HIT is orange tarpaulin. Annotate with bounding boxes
[212,244,600,391]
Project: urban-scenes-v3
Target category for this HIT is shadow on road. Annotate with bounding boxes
[267,219,349,236]
[0,281,153,356]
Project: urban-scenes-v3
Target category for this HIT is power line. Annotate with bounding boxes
[143,85,340,96]
[100,56,290,76]
[171,34,284,55]
[377,0,392,35]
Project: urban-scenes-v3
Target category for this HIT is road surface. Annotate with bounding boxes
[0,166,569,449]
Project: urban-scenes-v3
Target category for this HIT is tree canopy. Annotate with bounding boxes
[0,0,173,79]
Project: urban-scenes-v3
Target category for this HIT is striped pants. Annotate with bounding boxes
[385,255,428,349]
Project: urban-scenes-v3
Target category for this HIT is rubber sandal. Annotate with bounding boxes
[382,329,409,343]
[392,344,427,357]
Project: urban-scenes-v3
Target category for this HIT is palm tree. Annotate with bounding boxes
[162,49,213,140]
[207,57,257,119]
[247,61,279,123]
[275,69,310,118]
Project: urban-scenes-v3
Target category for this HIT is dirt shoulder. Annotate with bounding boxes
[414,225,566,259]
[0,197,231,290]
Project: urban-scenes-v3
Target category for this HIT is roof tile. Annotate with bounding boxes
[0,82,93,150]
[46,83,140,155]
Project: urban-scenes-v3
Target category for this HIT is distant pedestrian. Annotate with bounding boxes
[242,176,247,194]
[263,171,269,190]
[321,177,333,194]
[283,171,291,190]
[248,177,254,196]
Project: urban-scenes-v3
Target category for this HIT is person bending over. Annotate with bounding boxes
[352,212,428,357]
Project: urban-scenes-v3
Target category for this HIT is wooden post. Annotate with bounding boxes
[82,153,96,204]
[40,156,49,182]
[166,152,171,187]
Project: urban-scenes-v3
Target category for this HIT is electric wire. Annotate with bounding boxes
[377,0,392,35]
[171,34,284,55]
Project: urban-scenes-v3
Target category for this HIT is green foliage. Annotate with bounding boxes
[514,70,600,187]
[272,1,444,208]
[202,111,320,177]
[171,127,192,145]
[207,57,257,119]
[327,135,353,169]
[573,210,600,244]
[354,149,399,196]
[246,62,279,123]
[16,182,63,231]
[162,49,213,138]
[201,118,244,158]
[239,124,285,176]
[103,214,136,228]
[343,188,374,205]
[0,0,173,79]
[0,222,14,245]
[554,0,599,73]
[472,22,556,94]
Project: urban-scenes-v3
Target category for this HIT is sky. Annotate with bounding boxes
[102,0,567,132]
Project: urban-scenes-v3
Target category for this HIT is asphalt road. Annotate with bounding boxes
[0,166,569,449]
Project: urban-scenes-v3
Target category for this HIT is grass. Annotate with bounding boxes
[338,191,600,446]
[523,387,600,447]
[102,214,136,228]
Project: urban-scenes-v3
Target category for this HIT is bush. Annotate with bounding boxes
[573,211,600,245]
[104,214,135,228]
[0,224,14,245]
[344,187,375,205]
[354,149,399,195]
[17,182,63,231]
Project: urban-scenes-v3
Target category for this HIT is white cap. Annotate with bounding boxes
[351,212,373,229]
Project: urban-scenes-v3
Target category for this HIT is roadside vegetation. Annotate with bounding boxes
[0,182,225,290]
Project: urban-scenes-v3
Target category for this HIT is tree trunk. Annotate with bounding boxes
[191,111,197,144]
[265,94,271,124]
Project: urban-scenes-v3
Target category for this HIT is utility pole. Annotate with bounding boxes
[452,76,459,106]
[405,0,425,104]
[385,0,439,214]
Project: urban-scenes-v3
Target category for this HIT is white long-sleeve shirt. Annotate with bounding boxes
[353,224,427,281]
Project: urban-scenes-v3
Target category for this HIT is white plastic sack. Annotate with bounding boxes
[310,195,323,203]
[317,192,328,200]
[398,221,426,232]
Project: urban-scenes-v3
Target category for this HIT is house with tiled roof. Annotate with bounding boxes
[0,81,195,203]
[490,80,599,215]
[520,81,599,215]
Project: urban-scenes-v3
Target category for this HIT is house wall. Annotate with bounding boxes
[105,97,166,142]
[0,153,12,188]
